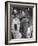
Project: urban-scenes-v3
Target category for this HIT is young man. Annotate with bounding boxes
[11,9,22,39]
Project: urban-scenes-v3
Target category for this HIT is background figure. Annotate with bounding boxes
[20,11,28,38]
[26,18,33,38]
[20,18,29,38]
[26,25,33,38]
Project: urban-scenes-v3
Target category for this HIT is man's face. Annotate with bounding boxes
[22,11,25,16]
[14,9,18,14]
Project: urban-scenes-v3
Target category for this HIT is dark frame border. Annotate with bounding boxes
[5,1,37,45]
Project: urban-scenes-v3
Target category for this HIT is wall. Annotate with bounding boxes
[37,4,38,42]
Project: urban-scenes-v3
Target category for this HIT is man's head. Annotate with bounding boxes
[13,9,18,14]
[21,10,25,16]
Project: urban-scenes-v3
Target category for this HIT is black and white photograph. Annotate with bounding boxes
[10,5,33,39]
[5,1,37,45]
